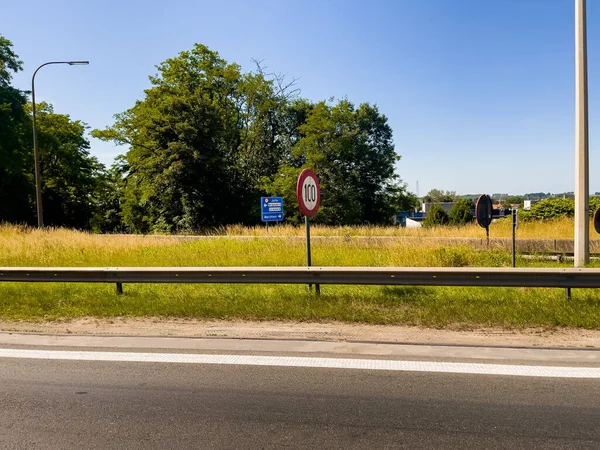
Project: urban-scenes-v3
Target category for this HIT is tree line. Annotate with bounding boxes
[0,36,416,232]
[1,36,107,229]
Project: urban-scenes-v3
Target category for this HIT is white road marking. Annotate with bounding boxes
[0,348,598,378]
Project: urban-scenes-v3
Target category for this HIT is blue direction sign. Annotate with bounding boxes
[261,197,284,222]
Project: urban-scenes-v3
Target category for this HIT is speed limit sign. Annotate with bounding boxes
[296,169,320,217]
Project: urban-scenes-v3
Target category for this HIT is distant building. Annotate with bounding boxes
[421,202,456,213]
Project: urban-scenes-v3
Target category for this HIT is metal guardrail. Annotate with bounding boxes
[1,266,600,288]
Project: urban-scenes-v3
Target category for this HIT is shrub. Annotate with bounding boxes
[521,198,574,221]
[519,197,600,221]
[448,199,474,225]
[423,203,449,227]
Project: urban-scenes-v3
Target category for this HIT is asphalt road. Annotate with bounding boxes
[1,354,600,449]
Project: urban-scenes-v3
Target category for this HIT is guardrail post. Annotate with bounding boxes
[116,282,123,295]
[566,287,572,300]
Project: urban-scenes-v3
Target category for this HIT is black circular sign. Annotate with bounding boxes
[594,207,600,234]
[475,194,493,229]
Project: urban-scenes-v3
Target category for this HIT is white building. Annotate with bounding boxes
[523,200,540,211]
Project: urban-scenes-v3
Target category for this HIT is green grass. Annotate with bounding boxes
[1,283,599,328]
[1,225,600,328]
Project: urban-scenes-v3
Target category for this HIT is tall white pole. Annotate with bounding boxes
[575,0,589,267]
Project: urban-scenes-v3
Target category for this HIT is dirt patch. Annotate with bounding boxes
[1,317,599,348]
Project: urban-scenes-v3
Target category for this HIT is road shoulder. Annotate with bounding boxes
[1,317,599,349]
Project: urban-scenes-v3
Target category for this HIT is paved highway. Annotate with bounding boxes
[1,345,600,449]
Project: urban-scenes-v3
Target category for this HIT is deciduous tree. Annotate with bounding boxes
[33,102,106,229]
[0,35,32,223]
[263,99,413,225]
[93,44,295,232]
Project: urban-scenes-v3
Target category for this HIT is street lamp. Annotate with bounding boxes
[31,60,89,228]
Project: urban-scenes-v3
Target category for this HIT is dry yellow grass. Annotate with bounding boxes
[0,224,508,268]
[1,221,597,269]
[0,225,182,266]
[0,218,596,265]
[221,217,591,239]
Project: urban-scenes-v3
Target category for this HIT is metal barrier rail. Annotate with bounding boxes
[1,266,600,288]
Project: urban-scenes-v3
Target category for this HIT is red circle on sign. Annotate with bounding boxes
[296,169,320,217]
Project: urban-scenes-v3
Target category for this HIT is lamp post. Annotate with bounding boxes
[31,60,89,228]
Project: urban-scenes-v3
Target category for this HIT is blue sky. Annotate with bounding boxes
[2,0,599,196]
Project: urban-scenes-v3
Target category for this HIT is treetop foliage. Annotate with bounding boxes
[423,189,460,203]
[0,35,22,86]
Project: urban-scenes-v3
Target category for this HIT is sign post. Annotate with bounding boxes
[296,169,321,294]
[511,208,518,267]
[475,194,493,246]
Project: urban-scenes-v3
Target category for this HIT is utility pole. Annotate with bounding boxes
[575,0,589,267]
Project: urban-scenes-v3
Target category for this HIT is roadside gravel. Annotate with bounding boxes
[1,318,599,348]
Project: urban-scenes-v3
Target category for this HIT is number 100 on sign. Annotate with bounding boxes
[296,169,320,217]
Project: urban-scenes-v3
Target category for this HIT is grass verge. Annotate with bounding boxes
[1,225,599,328]
[1,283,599,328]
